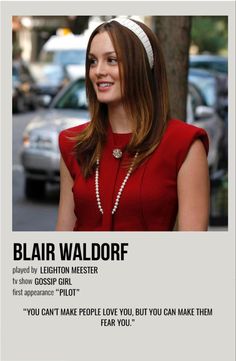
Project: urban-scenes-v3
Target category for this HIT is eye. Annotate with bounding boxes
[88,58,97,67]
[108,57,118,65]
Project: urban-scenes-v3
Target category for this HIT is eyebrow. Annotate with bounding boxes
[88,51,116,57]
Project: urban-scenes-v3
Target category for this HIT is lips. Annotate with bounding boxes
[97,82,114,89]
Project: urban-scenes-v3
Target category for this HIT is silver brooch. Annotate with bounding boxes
[112,148,123,159]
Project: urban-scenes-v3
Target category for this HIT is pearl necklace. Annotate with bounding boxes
[95,152,138,215]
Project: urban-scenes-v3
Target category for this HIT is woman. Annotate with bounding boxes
[56,17,209,231]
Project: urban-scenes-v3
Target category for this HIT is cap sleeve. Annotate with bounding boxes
[58,129,76,179]
[164,120,209,173]
[177,127,209,172]
[58,122,90,179]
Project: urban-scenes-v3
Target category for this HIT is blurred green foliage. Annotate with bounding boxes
[191,16,228,54]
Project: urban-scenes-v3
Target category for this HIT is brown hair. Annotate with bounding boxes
[74,19,171,178]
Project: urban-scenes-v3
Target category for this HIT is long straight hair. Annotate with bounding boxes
[74,19,171,178]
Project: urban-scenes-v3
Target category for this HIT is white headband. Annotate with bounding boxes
[108,18,154,69]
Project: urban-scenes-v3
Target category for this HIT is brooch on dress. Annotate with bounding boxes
[112,148,123,159]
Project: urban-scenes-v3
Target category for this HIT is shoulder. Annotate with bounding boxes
[158,119,209,173]
[166,118,206,137]
[164,118,209,154]
[59,122,89,150]
[59,121,90,142]
[58,122,90,170]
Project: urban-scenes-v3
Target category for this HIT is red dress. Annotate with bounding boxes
[59,119,209,231]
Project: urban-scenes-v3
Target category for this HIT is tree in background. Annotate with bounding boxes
[191,16,228,54]
[154,16,192,122]
[67,16,90,35]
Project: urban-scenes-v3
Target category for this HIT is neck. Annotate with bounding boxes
[108,103,132,134]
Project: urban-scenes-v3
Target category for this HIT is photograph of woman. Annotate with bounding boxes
[56,17,210,232]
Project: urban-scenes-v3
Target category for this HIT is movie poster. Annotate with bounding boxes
[1,1,235,360]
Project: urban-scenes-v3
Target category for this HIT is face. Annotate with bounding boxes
[88,31,122,106]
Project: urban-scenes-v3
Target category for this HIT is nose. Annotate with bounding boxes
[95,61,108,77]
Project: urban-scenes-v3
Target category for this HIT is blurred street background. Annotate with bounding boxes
[12,16,228,231]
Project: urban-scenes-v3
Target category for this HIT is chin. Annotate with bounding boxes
[97,98,112,104]
[97,96,121,105]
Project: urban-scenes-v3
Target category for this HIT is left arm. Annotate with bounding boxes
[177,139,210,231]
